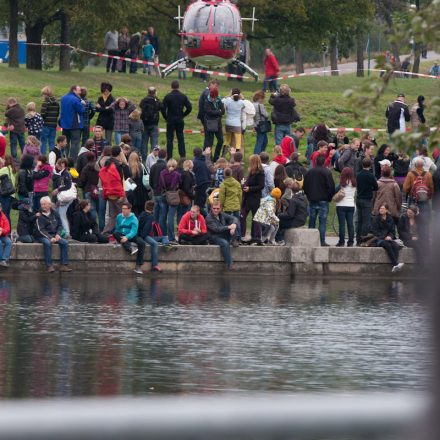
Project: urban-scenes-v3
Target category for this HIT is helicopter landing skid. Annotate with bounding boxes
[161,57,189,79]
[232,59,259,81]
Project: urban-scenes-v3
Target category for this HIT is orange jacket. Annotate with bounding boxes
[178,212,207,235]
[403,168,434,197]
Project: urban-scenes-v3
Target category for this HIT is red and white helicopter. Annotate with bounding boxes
[162,0,259,80]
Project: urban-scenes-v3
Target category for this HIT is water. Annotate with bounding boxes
[0,275,431,399]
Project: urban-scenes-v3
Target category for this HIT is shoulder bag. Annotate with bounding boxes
[257,104,272,134]
[0,168,15,197]
[206,118,219,133]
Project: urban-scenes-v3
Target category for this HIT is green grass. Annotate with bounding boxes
[0,64,438,232]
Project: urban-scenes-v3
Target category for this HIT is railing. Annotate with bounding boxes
[0,392,428,439]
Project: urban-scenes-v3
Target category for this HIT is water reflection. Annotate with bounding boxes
[0,275,430,399]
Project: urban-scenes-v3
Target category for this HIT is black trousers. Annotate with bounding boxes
[78,232,108,244]
[179,233,210,245]
[114,232,146,266]
[166,121,185,159]
[204,126,224,162]
[106,50,119,72]
[376,239,401,266]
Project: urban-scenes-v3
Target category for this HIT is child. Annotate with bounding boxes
[128,109,144,154]
[5,97,26,159]
[16,198,37,243]
[214,158,228,188]
[142,39,155,75]
[230,151,244,183]
[33,155,53,212]
[110,97,135,145]
[153,54,161,77]
[253,187,281,245]
[269,145,287,175]
[22,135,41,165]
[219,167,242,240]
[24,102,44,140]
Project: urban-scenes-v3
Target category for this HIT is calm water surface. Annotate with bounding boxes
[0,275,431,398]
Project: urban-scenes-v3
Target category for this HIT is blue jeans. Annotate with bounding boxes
[144,236,159,267]
[57,201,72,236]
[142,125,159,160]
[41,125,56,155]
[63,128,81,161]
[308,201,329,245]
[0,195,12,223]
[132,133,142,155]
[254,127,268,154]
[98,193,107,232]
[36,237,69,266]
[224,211,241,240]
[155,195,168,237]
[166,203,177,242]
[210,235,232,266]
[336,206,355,245]
[306,143,314,166]
[10,132,25,159]
[263,76,278,92]
[18,235,33,243]
[274,124,291,146]
[114,131,128,145]
[0,236,12,262]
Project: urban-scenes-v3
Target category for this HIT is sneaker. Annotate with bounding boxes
[59,265,72,272]
[336,242,344,247]
[47,265,55,273]
[321,243,330,247]
[152,265,162,272]
[133,266,143,275]
[275,240,286,246]
[0,261,8,268]
[347,242,354,247]
[131,244,139,255]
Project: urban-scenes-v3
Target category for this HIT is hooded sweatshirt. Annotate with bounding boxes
[219,176,243,212]
[33,163,53,193]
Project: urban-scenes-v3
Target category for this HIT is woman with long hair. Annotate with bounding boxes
[127,151,149,216]
[0,155,17,221]
[335,167,357,247]
[273,164,288,194]
[96,146,112,232]
[241,154,265,244]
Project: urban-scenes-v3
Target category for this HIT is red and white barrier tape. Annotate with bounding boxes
[8,41,439,81]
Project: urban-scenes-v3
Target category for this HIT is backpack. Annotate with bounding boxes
[149,221,163,237]
[411,171,430,202]
[0,172,15,197]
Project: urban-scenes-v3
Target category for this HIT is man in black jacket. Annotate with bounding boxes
[161,80,192,159]
[197,80,219,148]
[149,149,168,231]
[34,196,71,273]
[303,154,335,246]
[206,202,239,269]
[285,152,307,180]
[276,182,308,243]
[139,86,162,160]
[386,94,410,135]
[356,158,378,244]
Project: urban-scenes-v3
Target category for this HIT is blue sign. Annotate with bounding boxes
[0,41,27,64]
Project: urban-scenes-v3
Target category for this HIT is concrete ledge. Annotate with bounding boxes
[7,243,418,276]
[285,229,320,247]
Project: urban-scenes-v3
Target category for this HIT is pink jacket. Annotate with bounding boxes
[33,164,53,193]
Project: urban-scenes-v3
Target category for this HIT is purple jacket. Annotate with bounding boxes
[158,169,180,193]
[33,164,53,193]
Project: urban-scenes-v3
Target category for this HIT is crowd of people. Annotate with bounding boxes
[0,76,436,274]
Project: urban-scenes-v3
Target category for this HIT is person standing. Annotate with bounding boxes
[161,81,192,159]
[110,97,135,145]
[104,29,119,73]
[24,102,44,141]
[4,97,25,160]
[176,47,187,80]
[95,82,115,144]
[303,154,335,246]
[139,86,161,160]
[118,27,130,73]
[90,126,109,159]
[192,148,211,215]
[141,38,155,75]
[79,87,95,146]
[356,158,378,245]
[335,168,357,247]
[128,32,141,74]
[40,86,60,155]
[59,85,85,161]
[372,165,402,224]
[203,88,225,162]
[149,149,168,230]
[337,138,361,171]
[269,84,299,145]
[385,93,411,135]
[223,89,245,153]
[147,26,160,56]
[197,80,219,148]
[263,48,279,93]
[253,90,269,154]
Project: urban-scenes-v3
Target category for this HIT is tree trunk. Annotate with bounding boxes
[59,9,71,71]
[25,21,45,70]
[295,48,304,74]
[8,0,19,68]
[391,42,400,65]
[412,43,421,78]
[330,36,338,76]
[356,33,364,77]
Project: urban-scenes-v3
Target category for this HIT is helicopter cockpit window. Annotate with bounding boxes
[212,5,239,34]
[183,4,211,34]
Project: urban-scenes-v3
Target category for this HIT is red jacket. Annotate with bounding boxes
[98,162,125,199]
[178,212,207,235]
[264,53,279,77]
[0,134,5,159]
[280,136,295,159]
[273,155,287,166]
[311,151,331,168]
[0,212,10,237]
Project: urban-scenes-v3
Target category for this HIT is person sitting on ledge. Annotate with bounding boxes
[34,196,72,273]
[113,201,146,275]
[71,200,109,244]
[276,179,308,244]
[0,203,11,269]
[206,201,239,270]
[178,205,210,245]
[16,198,37,243]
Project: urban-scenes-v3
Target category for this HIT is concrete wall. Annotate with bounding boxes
[8,243,416,276]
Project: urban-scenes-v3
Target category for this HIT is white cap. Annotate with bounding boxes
[379,159,391,167]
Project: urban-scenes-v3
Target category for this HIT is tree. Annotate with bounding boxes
[8,0,19,68]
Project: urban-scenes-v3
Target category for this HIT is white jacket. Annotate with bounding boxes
[241,99,256,130]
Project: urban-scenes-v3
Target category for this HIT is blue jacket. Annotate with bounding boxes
[59,92,85,129]
[138,211,154,239]
[115,213,139,239]
[193,155,211,186]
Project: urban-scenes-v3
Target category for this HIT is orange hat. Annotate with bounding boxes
[271,188,282,199]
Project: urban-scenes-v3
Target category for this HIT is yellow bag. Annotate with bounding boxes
[208,188,220,206]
